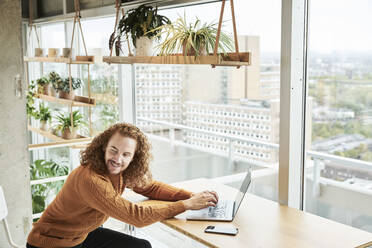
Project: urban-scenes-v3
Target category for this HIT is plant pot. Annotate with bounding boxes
[38,84,50,95]
[58,90,75,100]
[50,86,57,97]
[134,37,153,56]
[182,42,206,56]
[40,121,49,131]
[61,128,77,139]
[62,48,72,58]
[34,48,44,57]
[48,48,60,57]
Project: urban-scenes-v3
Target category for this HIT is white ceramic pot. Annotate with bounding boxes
[134,37,153,56]
[40,121,49,131]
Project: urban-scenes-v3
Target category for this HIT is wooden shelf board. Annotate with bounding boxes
[28,126,92,143]
[34,93,96,107]
[24,56,94,64]
[103,52,251,66]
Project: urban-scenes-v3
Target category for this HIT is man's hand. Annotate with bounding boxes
[183,190,219,210]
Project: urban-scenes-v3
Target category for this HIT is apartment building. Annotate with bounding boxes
[183,99,280,163]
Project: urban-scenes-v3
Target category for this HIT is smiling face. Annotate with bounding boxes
[104,132,137,175]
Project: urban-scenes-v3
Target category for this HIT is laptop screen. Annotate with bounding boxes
[233,170,251,216]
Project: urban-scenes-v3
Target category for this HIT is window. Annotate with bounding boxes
[304,0,372,232]
[134,1,281,202]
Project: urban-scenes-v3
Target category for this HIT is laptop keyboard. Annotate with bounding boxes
[208,201,227,218]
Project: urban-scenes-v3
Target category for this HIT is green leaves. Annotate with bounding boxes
[48,71,82,93]
[54,110,87,132]
[36,76,49,87]
[151,14,234,57]
[34,102,52,122]
[30,159,69,214]
[117,4,170,48]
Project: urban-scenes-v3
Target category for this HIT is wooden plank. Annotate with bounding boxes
[34,93,95,107]
[28,125,91,143]
[28,139,92,150]
[24,56,94,64]
[103,52,251,66]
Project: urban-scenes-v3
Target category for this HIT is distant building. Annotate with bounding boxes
[311,134,372,153]
[313,107,355,122]
[135,65,183,131]
[183,99,280,163]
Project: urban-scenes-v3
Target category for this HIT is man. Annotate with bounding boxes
[27,123,218,248]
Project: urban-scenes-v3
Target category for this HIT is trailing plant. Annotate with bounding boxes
[110,4,170,54]
[35,102,52,122]
[27,81,37,118]
[30,159,69,214]
[54,110,86,132]
[151,14,234,57]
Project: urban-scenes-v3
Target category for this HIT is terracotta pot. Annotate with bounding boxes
[61,128,77,139]
[40,121,49,131]
[58,90,75,100]
[182,42,206,56]
[134,37,153,56]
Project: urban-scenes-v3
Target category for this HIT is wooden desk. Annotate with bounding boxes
[140,178,372,248]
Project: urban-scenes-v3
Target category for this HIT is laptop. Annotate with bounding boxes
[186,170,251,222]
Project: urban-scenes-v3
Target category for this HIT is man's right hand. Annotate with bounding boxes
[182,190,219,210]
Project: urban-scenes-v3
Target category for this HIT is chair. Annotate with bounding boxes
[0,186,23,248]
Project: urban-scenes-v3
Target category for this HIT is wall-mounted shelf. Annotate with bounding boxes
[24,56,94,64]
[28,125,92,143]
[34,93,96,107]
[103,52,251,66]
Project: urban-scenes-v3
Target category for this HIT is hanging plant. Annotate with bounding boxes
[109,4,170,56]
[150,14,233,57]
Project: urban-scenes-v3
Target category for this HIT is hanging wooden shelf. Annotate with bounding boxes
[34,93,96,107]
[28,125,92,143]
[103,52,251,66]
[24,56,94,64]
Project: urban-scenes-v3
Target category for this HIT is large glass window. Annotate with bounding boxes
[305,0,372,232]
[134,1,281,202]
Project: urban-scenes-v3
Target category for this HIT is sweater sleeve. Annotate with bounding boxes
[133,180,193,201]
[78,174,187,228]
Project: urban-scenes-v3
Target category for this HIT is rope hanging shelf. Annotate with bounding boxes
[25,0,95,149]
[104,0,250,67]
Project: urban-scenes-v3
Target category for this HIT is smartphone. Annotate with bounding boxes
[204,225,238,236]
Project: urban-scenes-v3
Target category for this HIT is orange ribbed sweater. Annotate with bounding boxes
[27,165,192,248]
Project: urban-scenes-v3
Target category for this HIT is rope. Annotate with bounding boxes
[26,0,41,56]
[109,0,121,59]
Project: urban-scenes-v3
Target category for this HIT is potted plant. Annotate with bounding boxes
[54,110,86,139]
[151,15,234,57]
[49,71,63,97]
[35,103,52,131]
[111,4,170,56]
[55,76,82,100]
[36,76,50,95]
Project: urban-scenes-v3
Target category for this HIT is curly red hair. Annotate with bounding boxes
[80,123,153,188]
